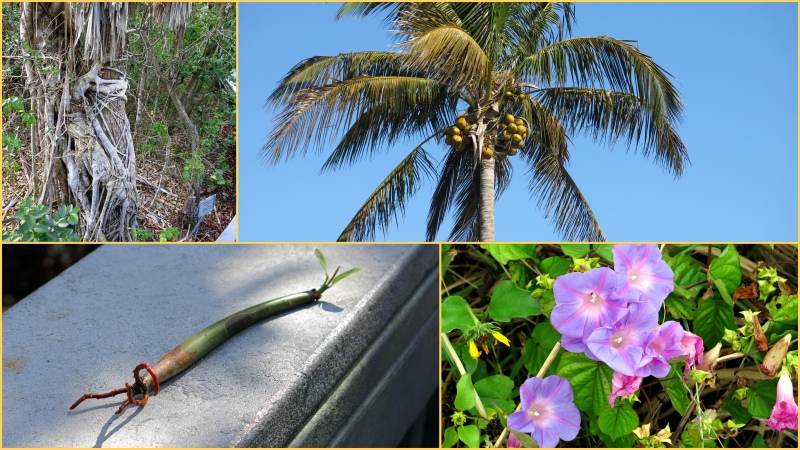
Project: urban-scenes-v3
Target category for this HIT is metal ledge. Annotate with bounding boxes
[2,244,438,447]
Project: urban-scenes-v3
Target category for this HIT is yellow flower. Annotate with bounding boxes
[492,332,510,347]
[468,340,481,360]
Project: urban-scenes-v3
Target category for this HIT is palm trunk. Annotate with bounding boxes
[478,156,496,242]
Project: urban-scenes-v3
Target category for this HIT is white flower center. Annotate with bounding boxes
[590,293,597,304]
[630,275,638,281]
[527,407,542,420]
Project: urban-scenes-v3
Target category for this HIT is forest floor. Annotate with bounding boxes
[1,123,237,242]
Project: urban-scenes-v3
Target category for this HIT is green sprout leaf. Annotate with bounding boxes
[315,248,328,278]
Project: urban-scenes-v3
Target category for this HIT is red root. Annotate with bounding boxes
[70,363,160,414]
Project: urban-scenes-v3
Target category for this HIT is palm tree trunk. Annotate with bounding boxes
[478,156,495,241]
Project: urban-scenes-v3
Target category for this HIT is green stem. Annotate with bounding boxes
[442,333,488,420]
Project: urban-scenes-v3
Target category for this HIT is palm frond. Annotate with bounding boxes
[335,2,401,23]
[426,149,513,242]
[319,89,456,172]
[394,12,492,93]
[525,141,605,241]
[426,146,473,241]
[337,147,436,242]
[154,3,192,48]
[263,75,444,164]
[506,3,574,63]
[77,2,128,62]
[267,51,405,107]
[537,87,688,176]
[518,36,684,122]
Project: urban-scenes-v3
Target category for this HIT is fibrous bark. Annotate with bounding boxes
[21,2,139,241]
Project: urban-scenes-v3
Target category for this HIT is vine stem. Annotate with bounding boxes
[492,341,562,448]
[441,333,488,420]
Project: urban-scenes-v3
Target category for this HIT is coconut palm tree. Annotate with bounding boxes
[262,2,688,242]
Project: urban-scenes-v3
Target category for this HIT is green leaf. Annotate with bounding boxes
[474,374,515,414]
[442,296,474,333]
[330,267,361,285]
[723,402,751,424]
[598,403,638,440]
[455,374,476,411]
[747,379,778,418]
[669,254,707,299]
[708,245,742,298]
[488,280,539,321]
[67,213,79,225]
[661,363,691,415]
[442,427,458,448]
[508,430,539,448]
[32,223,50,234]
[751,433,767,447]
[524,322,562,377]
[664,294,696,320]
[560,243,591,259]
[19,219,34,234]
[540,256,571,278]
[556,352,613,416]
[594,244,614,264]
[314,248,328,278]
[457,425,481,448]
[693,293,736,349]
[480,244,536,265]
[766,294,798,332]
[537,289,555,318]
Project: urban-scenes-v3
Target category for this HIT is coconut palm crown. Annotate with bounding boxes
[262,2,688,242]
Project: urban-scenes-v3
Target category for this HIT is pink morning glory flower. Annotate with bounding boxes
[612,244,674,311]
[585,302,657,376]
[507,433,521,448]
[679,330,704,376]
[507,375,581,448]
[636,321,686,378]
[765,374,798,432]
[609,371,642,407]
[551,268,631,343]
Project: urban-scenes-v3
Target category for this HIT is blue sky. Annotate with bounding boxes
[238,2,798,243]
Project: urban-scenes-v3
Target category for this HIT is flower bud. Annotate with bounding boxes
[761,334,792,377]
[752,313,769,352]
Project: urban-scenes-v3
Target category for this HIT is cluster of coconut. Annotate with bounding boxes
[444,115,472,152]
[496,113,528,156]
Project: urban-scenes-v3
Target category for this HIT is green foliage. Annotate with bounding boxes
[661,363,691,416]
[159,227,180,242]
[206,168,228,187]
[557,352,614,417]
[708,245,742,298]
[441,244,798,448]
[132,227,153,242]
[747,379,778,418]
[3,197,80,242]
[693,292,736,350]
[488,280,539,321]
[441,296,474,333]
[480,244,536,265]
[182,153,206,183]
[598,403,638,440]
